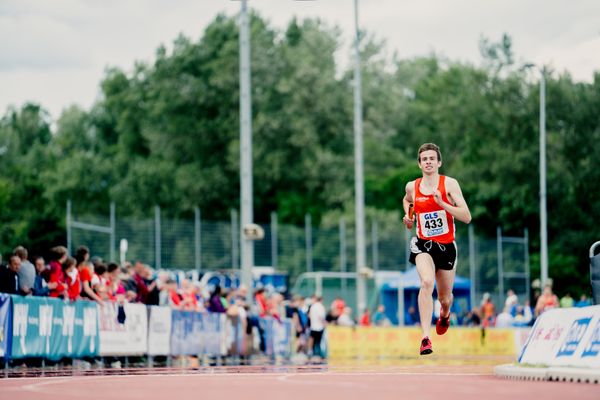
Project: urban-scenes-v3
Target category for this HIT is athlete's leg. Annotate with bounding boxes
[435,267,456,319]
[416,253,436,338]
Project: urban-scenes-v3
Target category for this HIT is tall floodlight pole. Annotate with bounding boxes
[353,0,367,311]
[239,0,254,304]
[539,68,548,287]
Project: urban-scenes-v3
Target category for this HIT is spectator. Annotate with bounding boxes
[268,292,284,322]
[132,261,150,303]
[513,304,533,326]
[576,294,592,307]
[337,306,356,327]
[480,293,496,327]
[208,285,227,313]
[32,256,54,296]
[0,255,22,294]
[330,297,346,319]
[93,264,109,300]
[406,305,419,326]
[372,304,391,326]
[107,262,126,302]
[504,289,519,315]
[120,262,138,302]
[359,308,370,326]
[63,256,80,301]
[463,307,481,327]
[165,279,183,309]
[14,246,35,296]
[495,307,514,328]
[560,293,574,308]
[79,260,103,305]
[535,285,559,317]
[48,246,68,298]
[143,265,160,306]
[309,295,326,360]
[180,279,200,311]
[290,295,309,353]
[254,288,268,317]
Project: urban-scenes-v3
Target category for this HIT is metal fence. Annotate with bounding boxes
[67,201,530,310]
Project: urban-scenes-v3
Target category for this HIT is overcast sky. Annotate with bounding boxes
[1,0,599,120]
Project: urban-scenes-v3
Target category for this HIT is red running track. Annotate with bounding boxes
[1,364,597,400]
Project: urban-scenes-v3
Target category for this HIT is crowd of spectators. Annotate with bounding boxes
[1,244,595,356]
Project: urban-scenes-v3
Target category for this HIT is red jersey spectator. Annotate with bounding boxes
[48,246,68,298]
[359,309,371,326]
[63,257,80,301]
[331,297,346,319]
[255,288,268,317]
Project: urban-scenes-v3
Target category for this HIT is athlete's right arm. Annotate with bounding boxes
[402,181,415,229]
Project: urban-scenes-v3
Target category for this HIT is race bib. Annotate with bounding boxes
[418,211,449,238]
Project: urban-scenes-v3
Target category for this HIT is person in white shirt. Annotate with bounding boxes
[308,295,326,359]
[504,289,519,315]
[337,307,356,327]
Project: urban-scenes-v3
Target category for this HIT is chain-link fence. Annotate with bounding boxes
[67,201,530,310]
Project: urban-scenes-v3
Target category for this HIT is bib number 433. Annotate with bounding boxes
[419,211,449,237]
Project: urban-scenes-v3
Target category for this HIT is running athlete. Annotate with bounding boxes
[402,143,471,355]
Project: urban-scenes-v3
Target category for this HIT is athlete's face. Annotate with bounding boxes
[418,150,441,174]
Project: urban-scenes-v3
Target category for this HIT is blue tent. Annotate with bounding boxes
[379,266,472,325]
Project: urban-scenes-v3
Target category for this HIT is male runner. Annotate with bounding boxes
[402,143,471,355]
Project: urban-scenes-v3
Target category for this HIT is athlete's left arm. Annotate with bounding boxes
[433,178,472,224]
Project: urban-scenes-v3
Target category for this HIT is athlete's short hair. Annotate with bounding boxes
[418,143,442,162]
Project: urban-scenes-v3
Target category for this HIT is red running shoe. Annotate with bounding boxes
[436,315,450,335]
[420,337,433,355]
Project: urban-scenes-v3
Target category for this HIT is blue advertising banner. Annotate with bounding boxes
[0,294,11,358]
[170,310,203,356]
[203,313,223,356]
[264,317,292,357]
[11,296,99,360]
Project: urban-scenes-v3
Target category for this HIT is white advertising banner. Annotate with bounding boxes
[99,303,148,356]
[519,305,600,368]
[147,306,172,356]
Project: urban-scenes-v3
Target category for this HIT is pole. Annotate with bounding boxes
[271,212,278,269]
[155,205,161,270]
[66,200,72,254]
[468,224,476,311]
[539,68,549,288]
[231,209,239,269]
[497,226,504,304]
[340,217,347,299]
[305,213,313,273]
[195,207,201,273]
[239,0,254,304]
[524,228,531,304]
[371,219,379,272]
[353,0,367,312]
[110,202,115,262]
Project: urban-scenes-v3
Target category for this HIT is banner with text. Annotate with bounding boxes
[519,305,600,368]
[147,306,172,356]
[99,302,147,355]
[0,294,12,358]
[10,296,98,360]
[170,310,203,356]
[328,326,524,360]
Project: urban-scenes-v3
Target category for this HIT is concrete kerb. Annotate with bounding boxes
[494,364,600,384]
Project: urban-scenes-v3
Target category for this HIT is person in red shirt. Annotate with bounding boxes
[63,257,80,301]
[76,246,103,305]
[359,308,371,326]
[48,246,68,298]
[402,143,471,355]
[255,288,268,317]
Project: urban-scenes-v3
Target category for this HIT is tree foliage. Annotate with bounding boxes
[0,13,598,296]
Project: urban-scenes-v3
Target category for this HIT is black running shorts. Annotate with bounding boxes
[409,237,457,271]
